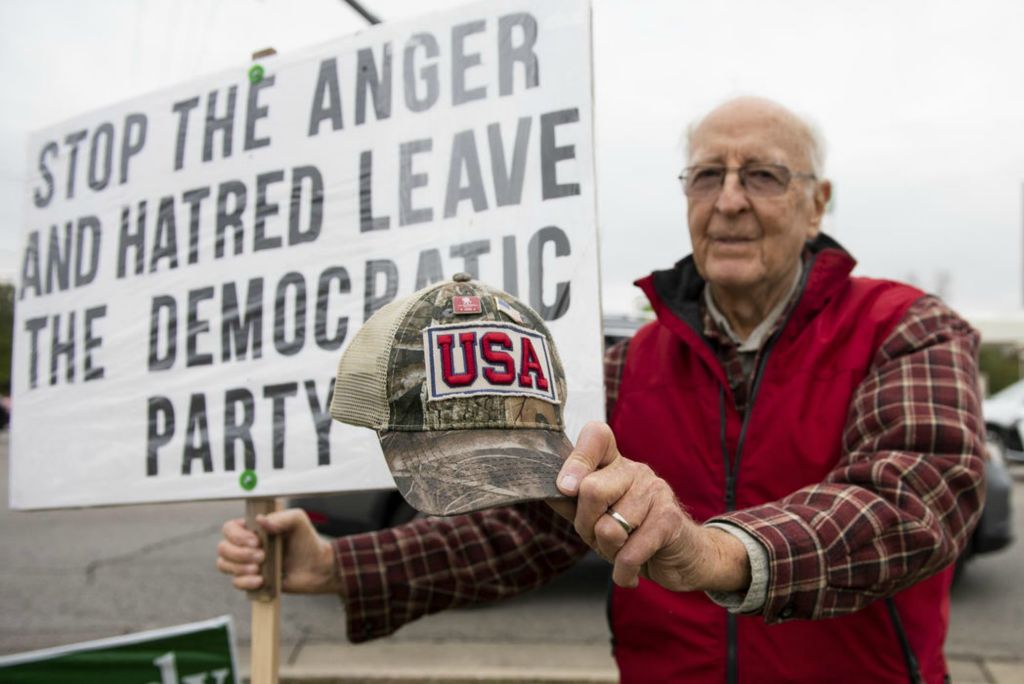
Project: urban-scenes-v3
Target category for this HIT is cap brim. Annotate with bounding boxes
[378,428,573,516]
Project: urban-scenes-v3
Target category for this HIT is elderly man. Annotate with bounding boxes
[217,97,985,683]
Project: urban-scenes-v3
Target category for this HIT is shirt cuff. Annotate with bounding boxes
[703,522,769,614]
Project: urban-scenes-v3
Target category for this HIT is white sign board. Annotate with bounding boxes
[11,0,602,509]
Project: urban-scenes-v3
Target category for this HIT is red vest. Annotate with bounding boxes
[608,242,950,683]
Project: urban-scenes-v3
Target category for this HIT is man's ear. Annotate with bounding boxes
[807,179,832,237]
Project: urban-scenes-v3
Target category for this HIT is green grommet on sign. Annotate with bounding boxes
[239,470,258,491]
[248,64,265,84]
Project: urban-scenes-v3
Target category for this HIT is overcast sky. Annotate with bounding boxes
[2,0,1023,315]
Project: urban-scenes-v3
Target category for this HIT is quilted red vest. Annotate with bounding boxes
[608,239,951,683]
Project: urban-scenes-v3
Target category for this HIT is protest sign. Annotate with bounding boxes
[11,0,602,509]
[0,615,238,683]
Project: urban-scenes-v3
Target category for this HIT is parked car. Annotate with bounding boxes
[983,378,1024,463]
[953,379,1024,569]
[294,315,1014,575]
[962,431,1015,568]
[289,488,418,537]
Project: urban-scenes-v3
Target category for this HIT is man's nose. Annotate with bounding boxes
[714,170,749,214]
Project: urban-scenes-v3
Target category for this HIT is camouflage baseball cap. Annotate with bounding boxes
[329,272,572,515]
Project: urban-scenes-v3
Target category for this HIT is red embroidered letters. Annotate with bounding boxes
[423,323,559,403]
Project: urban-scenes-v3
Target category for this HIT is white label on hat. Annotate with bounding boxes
[423,322,559,404]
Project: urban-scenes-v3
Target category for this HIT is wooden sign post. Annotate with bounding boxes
[246,497,282,684]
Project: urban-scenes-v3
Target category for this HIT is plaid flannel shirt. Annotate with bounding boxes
[333,294,985,641]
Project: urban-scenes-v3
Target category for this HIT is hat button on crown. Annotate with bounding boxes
[452,272,472,282]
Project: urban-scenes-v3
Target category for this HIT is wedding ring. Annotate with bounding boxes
[607,507,635,535]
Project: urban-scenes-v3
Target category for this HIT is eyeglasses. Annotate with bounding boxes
[678,163,816,199]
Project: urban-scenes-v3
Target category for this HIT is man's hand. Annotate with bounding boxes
[216,508,339,594]
[549,422,751,594]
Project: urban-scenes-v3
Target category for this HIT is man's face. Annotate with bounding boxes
[686,102,830,298]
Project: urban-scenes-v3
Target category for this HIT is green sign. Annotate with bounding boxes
[0,616,237,683]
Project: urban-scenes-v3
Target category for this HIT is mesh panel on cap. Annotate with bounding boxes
[330,284,440,429]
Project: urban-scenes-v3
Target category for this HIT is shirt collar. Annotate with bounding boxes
[703,262,804,353]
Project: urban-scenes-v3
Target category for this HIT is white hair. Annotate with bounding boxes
[684,97,827,177]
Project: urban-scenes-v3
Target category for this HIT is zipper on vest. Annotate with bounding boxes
[886,598,923,684]
[716,260,814,684]
[720,348,774,684]
[718,391,736,511]
[719,389,739,684]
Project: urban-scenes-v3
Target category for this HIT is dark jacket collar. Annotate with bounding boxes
[637,233,855,331]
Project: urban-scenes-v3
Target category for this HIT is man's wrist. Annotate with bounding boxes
[318,538,342,593]
[700,526,752,593]
[704,522,769,614]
